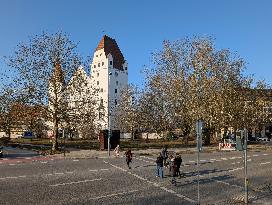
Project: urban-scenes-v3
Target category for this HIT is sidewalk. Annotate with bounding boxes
[53,146,218,159]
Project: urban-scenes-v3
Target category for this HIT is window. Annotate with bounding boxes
[97,81,99,85]
[115,99,117,105]
[125,67,127,70]
[100,99,103,104]
[115,89,117,93]
[115,72,118,77]
[99,112,103,120]
[110,61,113,65]
[98,63,100,67]
[94,65,96,68]
[96,55,98,57]
[102,62,104,66]
[116,81,118,86]
[100,88,103,92]
[97,73,99,77]
[100,53,102,56]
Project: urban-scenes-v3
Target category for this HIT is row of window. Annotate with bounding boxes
[93,61,113,69]
[100,99,118,106]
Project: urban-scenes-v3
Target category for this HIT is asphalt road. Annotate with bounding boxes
[1,147,272,205]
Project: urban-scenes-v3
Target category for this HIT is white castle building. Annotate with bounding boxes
[90,35,128,130]
[48,35,128,134]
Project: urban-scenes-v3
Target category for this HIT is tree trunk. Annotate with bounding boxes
[52,116,59,152]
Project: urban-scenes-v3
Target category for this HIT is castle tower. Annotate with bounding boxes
[90,35,128,130]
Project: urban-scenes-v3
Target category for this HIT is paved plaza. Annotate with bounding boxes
[1,147,272,204]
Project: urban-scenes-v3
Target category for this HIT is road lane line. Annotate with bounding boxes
[66,171,74,174]
[100,169,109,171]
[221,158,228,160]
[253,154,259,157]
[73,159,79,162]
[200,160,206,162]
[54,172,64,175]
[41,161,48,164]
[49,178,102,187]
[263,153,268,156]
[189,160,195,163]
[9,164,16,166]
[89,189,139,200]
[229,167,243,172]
[260,162,271,165]
[104,161,196,203]
[212,179,243,189]
[89,169,98,172]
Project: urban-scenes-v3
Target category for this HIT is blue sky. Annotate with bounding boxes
[1,0,272,88]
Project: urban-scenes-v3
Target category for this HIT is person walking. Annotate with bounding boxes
[161,146,168,167]
[114,144,120,157]
[156,153,164,178]
[171,157,178,186]
[125,149,133,169]
[175,153,183,178]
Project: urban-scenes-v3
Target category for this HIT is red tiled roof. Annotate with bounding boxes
[96,35,125,70]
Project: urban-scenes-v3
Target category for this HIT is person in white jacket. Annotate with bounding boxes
[114,144,120,157]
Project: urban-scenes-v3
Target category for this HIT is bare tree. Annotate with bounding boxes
[5,32,97,151]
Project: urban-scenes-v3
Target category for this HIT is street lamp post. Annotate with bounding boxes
[108,72,112,157]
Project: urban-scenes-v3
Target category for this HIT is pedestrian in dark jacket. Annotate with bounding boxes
[171,157,178,186]
[161,146,168,167]
[156,153,164,178]
[175,154,183,178]
[125,149,132,169]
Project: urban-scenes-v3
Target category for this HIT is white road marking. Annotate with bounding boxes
[25,157,31,159]
[89,189,139,200]
[66,171,74,174]
[229,167,243,172]
[210,159,216,161]
[221,158,228,160]
[9,164,16,166]
[54,172,64,175]
[100,169,109,171]
[41,161,48,164]
[200,160,207,162]
[189,160,195,163]
[104,161,196,203]
[89,169,98,172]
[253,154,259,157]
[263,153,268,156]
[50,178,102,187]
[216,160,222,162]
[2,158,8,160]
[212,179,243,188]
[237,157,242,159]
[73,159,79,162]
[260,162,271,165]
[230,157,236,159]
[18,175,26,178]
[16,161,21,163]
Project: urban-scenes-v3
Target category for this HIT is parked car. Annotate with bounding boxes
[257,136,270,142]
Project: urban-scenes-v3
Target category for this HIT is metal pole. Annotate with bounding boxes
[244,128,248,204]
[62,129,65,157]
[197,132,200,205]
[108,72,111,157]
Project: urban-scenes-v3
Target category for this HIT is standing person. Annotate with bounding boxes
[175,153,183,178]
[125,149,132,169]
[171,157,178,186]
[156,153,164,178]
[161,146,168,167]
[114,144,120,157]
